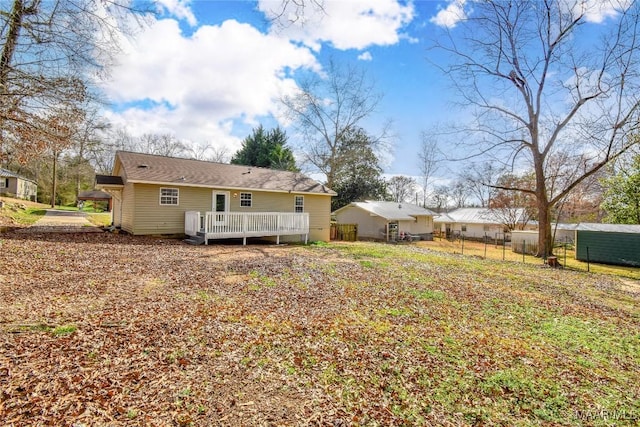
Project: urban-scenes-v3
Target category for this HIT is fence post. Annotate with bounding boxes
[586,246,590,272]
[484,234,487,258]
[503,237,506,261]
[461,234,465,255]
[522,240,525,263]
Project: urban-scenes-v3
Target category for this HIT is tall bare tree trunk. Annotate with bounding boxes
[51,151,58,208]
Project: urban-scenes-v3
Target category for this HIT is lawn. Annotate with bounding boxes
[0,233,638,426]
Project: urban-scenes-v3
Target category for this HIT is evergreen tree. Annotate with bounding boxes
[231,126,298,171]
[331,128,387,211]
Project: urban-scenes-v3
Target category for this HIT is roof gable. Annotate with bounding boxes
[114,151,335,196]
[0,168,37,184]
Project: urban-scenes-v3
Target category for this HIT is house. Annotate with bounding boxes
[0,168,37,201]
[333,201,436,241]
[575,223,640,267]
[435,207,533,240]
[95,151,336,244]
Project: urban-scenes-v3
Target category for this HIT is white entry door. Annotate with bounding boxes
[212,191,229,223]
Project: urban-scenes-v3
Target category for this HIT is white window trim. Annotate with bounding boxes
[240,192,252,207]
[294,195,304,213]
[160,187,179,206]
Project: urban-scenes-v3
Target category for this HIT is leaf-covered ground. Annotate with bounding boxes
[1,232,638,426]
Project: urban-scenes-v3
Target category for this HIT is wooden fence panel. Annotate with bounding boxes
[331,224,358,241]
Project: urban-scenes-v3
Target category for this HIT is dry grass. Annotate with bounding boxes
[0,233,638,426]
[418,237,640,280]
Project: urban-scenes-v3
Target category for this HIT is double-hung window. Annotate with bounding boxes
[240,192,252,207]
[160,187,179,205]
[294,195,304,213]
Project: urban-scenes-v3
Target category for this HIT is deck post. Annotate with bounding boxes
[243,236,246,245]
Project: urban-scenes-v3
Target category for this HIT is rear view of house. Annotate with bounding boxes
[0,168,37,201]
[96,151,336,243]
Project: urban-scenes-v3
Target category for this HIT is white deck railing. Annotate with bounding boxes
[185,211,309,245]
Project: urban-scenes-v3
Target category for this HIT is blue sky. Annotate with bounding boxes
[101,0,625,183]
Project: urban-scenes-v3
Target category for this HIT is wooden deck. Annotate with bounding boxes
[185,211,309,245]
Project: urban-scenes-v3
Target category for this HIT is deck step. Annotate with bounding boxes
[184,235,205,245]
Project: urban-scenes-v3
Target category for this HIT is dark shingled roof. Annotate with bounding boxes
[115,151,336,196]
[96,175,124,186]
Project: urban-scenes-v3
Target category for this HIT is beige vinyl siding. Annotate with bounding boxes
[335,206,386,240]
[120,183,136,234]
[131,184,212,235]
[336,206,434,240]
[127,184,332,241]
[228,190,331,242]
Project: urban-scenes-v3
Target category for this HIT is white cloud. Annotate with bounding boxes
[156,0,198,26]
[258,0,415,50]
[358,51,373,61]
[568,0,633,23]
[102,18,320,152]
[430,0,468,29]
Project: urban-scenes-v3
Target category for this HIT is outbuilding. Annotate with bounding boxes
[333,201,435,242]
[575,223,640,267]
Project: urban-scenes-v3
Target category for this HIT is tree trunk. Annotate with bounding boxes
[536,197,553,258]
[0,0,25,88]
[51,151,57,208]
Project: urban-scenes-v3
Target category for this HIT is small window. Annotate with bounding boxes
[0,179,6,188]
[483,224,491,232]
[461,224,467,232]
[294,195,304,213]
[160,187,179,205]
[240,192,252,207]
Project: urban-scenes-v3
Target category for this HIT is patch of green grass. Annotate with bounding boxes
[411,288,445,301]
[52,324,77,336]
[86,212,112,227]
[7,207,47,225]
[248,270,278,288]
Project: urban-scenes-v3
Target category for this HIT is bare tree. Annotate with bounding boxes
[0,0,149,163]
[434,1,640,257]
[460,162,501,208]
[136,134,188,158]
[387,175,416,203]
[186,143,230,163]
[449,180,470,208]
[281,59,389,188]
[265,0,325,28]
[417,132,440,207]
[430,185,451,213]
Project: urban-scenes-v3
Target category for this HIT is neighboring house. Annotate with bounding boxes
[575,223,640,267]
[96,151,336,244]
[0,168,37,201]
[435,207,534,240]
[333,201,436,241]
